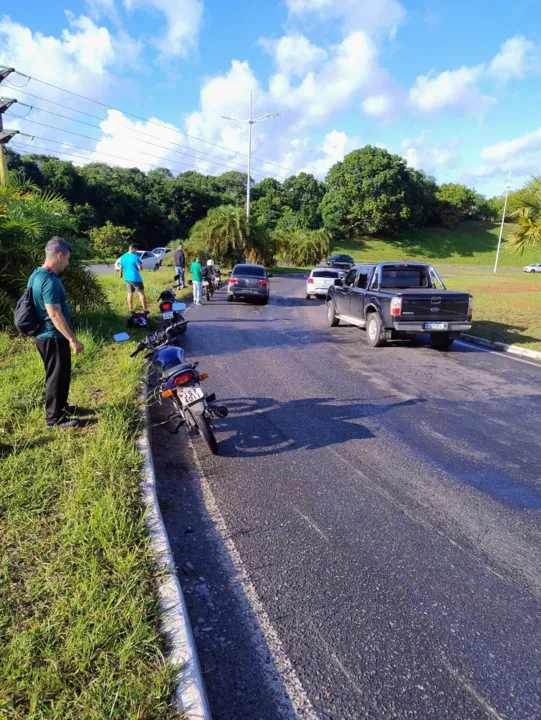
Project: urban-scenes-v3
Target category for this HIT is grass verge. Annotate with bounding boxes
[0,269,191,719]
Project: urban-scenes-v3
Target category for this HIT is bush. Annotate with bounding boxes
[89,221,135,260]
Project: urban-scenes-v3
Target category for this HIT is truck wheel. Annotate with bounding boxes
[326,301,339,327]
[366,312,385,347]
[431,333,454,350]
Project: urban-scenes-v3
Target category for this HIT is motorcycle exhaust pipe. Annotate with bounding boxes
[214,405,228,419]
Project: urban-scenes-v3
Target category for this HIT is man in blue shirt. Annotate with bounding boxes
[119,244,148,314]
[29,236,84,428]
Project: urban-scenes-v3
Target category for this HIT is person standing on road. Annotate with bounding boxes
[119,244,149,314]
[29,237,84,429]
[173,243,185,289]
[191,255,203,305]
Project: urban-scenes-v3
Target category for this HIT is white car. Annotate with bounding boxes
[306,268,341,299]
[115,250,162,272]
[151,247,173,259]
[523,263,541,273]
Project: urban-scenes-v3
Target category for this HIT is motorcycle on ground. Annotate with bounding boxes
[115,324,227,454]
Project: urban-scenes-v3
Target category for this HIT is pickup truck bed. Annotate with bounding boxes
[326,262,473,350]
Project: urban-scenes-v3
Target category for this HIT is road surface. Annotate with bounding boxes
[150,274,541,720]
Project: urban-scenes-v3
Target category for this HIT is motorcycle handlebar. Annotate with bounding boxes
[130,322,188,359]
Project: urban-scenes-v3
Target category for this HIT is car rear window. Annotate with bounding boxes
[232,265,266,277]
[312,270,339,278]
[380,267,430,288]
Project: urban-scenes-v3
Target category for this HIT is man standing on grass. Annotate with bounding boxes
[119,244,149,315]
[173,243,185,289]
[191,255,203,305]
[29,237,84,429]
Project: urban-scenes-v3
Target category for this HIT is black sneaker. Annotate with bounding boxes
[48,417,80,429]
[64,404,78,416]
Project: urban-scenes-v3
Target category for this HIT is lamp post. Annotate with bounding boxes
[222,91,279,221]
[494,172,513,274]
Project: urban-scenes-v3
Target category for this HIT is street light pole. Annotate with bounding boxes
[494,171,513,274]
[222,91,279,222]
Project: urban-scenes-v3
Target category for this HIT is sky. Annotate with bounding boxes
[1,0,541,196]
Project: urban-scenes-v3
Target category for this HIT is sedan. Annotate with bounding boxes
[227,264,270,304]
[306,268,341,298]
[151,247,173,259]
[326,253,354,266]
[115,251,162,272]
[523,263,541,273]
[331,261,353,278]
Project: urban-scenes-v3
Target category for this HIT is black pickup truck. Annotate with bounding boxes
[326,262,473,349]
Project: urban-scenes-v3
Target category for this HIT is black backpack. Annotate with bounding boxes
[14,275,41,337]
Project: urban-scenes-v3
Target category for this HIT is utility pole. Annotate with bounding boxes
[494,172,513,274]
[0,68,17,186]
[221,91,280,221]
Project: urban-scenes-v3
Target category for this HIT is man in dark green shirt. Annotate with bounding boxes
[29,237,84,428]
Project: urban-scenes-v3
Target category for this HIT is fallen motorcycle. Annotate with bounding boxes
[116,324,227,454]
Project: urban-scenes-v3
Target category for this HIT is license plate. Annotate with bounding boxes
[203,281,209,286]
[179,386,204,406]
[163,311,174,320]
[424,322,448,330]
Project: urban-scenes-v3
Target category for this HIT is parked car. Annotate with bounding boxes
[306,268,341,299]
[326,254,354,267]
[523,263,541,273]
[326,262,473,350]
[227,264,271,304]
[115,250,162,272]
[330,261,353,278]
[151,247,173,259]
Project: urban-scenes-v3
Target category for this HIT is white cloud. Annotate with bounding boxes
[481,127,541,162]
[408,65,496,116]
[465,126,541,186]
[122,0,203,60]
[302,129,359,176]
[401,133,459,175]
[259,34,327,79]
[85,0,119,22]
[489,35,538,82]
[362,93,393,118]
[286,0,406,39]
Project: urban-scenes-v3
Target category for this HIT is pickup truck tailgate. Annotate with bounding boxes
[400,292,470,320]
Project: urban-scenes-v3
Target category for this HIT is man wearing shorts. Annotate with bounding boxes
[119,244,149,313]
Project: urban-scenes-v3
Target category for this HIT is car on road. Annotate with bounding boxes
[227,264,270,304]
[523,263,541,273]
[326,261,473,350]
[306,268,341,299]
[114,250,162,272]
[330,261,354,278]
[151,247,173,260]
[326,253,354,267]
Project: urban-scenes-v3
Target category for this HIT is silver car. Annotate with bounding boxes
[523,263,541,273]
[227,264,271,304]
[306,268,341,298]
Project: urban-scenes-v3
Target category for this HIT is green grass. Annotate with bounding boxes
[333,222,541,269]
[0,271,191,719]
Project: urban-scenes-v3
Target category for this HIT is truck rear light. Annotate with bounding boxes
[390,296,402,316]
[307,277,314,283]
[258,279,268,286]
[228,277,238,284]
[468,296,474,317]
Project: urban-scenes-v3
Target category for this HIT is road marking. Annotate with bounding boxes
[190,447,320,720]
[440,659,505,720]
[455,340,541,369]
[294,507,329,542]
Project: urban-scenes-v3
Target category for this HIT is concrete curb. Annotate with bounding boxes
[137,391,211,720]
[459,333,541,361]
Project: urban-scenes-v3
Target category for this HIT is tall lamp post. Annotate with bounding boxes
[494,172,514,274]
[222,91,280,222]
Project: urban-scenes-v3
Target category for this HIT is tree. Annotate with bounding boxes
[282,173,326,229]
[89,221,135,259]
[435,183,477,228]
[509,176,541,252]
[490,189,524,222]
[275,227,331,267]
[321,146,424,237]
[216,171,249,205]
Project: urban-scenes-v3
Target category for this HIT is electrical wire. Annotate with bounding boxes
[11,70,294,174]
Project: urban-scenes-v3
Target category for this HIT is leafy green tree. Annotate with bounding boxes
[275,227,331,266]
[282,173,326,229]
[216,171,249,205]
[509,176,541,251]
[435,183,477,228]
[89,221,135,259]
[321,146,422,236]
[490,190,524,222]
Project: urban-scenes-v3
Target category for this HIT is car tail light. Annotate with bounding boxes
[307,277,314,284]
[172,372,193,386]
[468,296,474,317]
[229,277,238,284]
[161,302,172,311]
[390,296,402,316]
[258,279,268,286]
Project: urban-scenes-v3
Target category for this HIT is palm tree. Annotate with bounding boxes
[275,227,331,266]
[509,176,541,252]
[0,176,106,327]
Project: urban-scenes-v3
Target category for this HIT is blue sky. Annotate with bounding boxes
[1,0,541,196]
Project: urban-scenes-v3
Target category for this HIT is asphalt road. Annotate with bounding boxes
[150,275,541,720]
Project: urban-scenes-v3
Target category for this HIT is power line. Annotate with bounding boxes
[7,114,273,181]
[6,97,287,178]
[9,70,295,175]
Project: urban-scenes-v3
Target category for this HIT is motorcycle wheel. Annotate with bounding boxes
[206,287,211,302]
[197,413,218,454]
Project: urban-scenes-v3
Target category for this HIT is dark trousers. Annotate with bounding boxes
[35,337,72,425]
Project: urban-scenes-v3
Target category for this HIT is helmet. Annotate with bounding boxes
[207,259,214,266]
